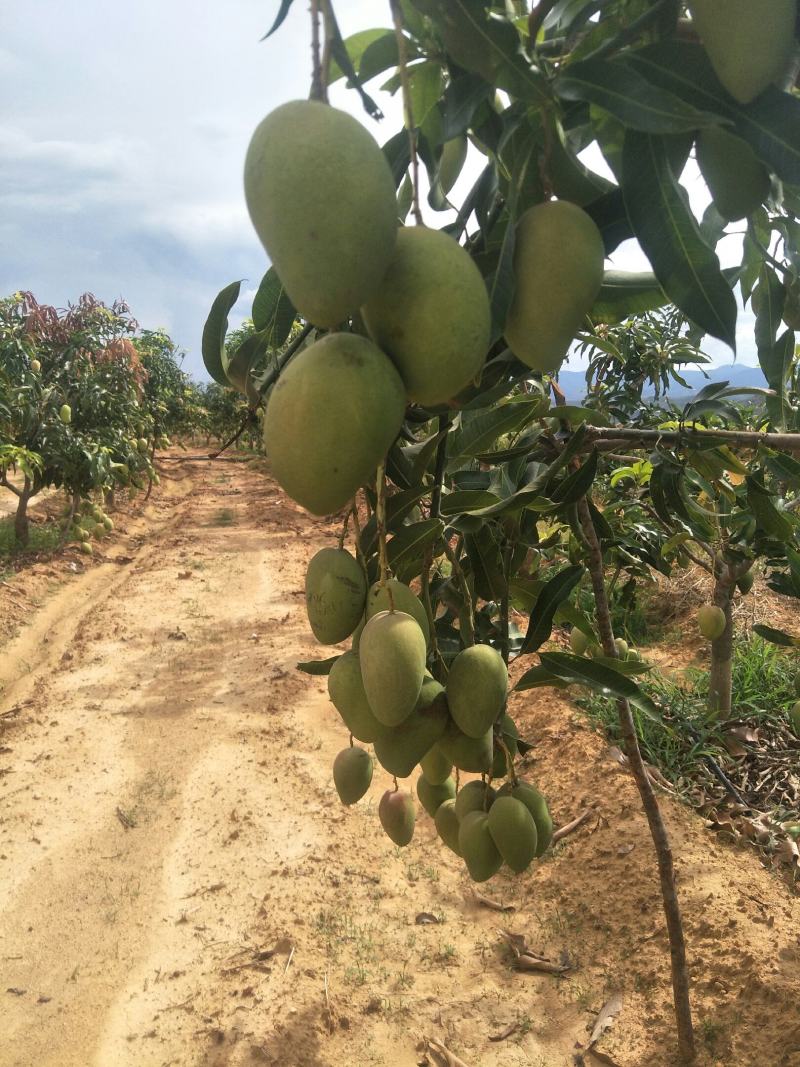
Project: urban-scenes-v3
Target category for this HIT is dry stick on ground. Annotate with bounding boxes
[389,0,423,225]
[576,494,695,1062]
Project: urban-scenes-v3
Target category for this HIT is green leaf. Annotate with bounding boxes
[551,450,599,505]
[441,72,491,140]
[296,655,340,675]
[549,406,610,428]
[439,489,502,517]
[387,518,444,577]
[409,61,443,128]
[621,131,737,350]
[752,624,800,649]
[514,665,570,692]
[555,57,724,134]
[448,399,541,460]
[590,271,669,324]
[202,281,242,387]
[520,565,583,654]
[262,0,295,39]
[746,475,795,541]
[328,11,383,118]
[360,32,402,83]
[251,267,297,347]
[538,651,661,719]
[465,525,506,601]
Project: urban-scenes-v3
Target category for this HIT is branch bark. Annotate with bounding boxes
[583,425,800,453]
[576,494,695,1063]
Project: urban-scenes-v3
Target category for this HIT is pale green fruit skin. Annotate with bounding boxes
[103,517,114,531]
[454,780,496,821]
[372,680,448,777]
[264,333,406,516]
[327,651,381,743]
[697,604,726,640]
[332,747,373,805]
[362,227,490,407]
[458,811,503,882]
[446,644,508,739]
[439,135,468,195]
[359,610,427,726]
[789,701,800,735]
[366,579,430,647]
[351,616,365,653]
[379,790,415,846]
[244,100,398,327]
[434,799,462,855]
[79,541,93,556]
[417,775,456,818]
[487,796,538,873]
[615,638,629,659]
[736,569,755,595]
[696,128,770,222]
[570,628,591,655]
[438,721,493,773]
[419,745,452,785]
[794,675,800,698]
[688,0,796,104]
[505,201,605,373]
[59,404,72,425]
[30,359,41,373]
[305,547,367,644]
[500,781,552,857]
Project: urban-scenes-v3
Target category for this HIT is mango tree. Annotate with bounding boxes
[206,1,800,1058]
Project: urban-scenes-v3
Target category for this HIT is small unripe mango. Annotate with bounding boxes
[264,333,406,516]
[487,796,538,873]
[454,780,496,821]
[417,775,456,818]
[379,790,415,846]
[446,644,508,739]
[438,721,493,773]
[697,604,726,640]
[365,579,430,646]
[244,100,398,327]
[332,747,373,805]
[570,628,591,655]
[789,701,800,736]
[59,403,72,425]
[505,201,604,373]
[688,1,796,104]
[696,128,770,222]
[500,781,552,856]
[362,226,490,407]
[372,679,448,777]
[359,610,427,726]
[419,745,452,786]
[305,547,367,644]
[327,651,381,743]
[434,799,462,855]
[459,811,503,882]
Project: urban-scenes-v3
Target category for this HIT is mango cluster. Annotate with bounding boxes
[244,99,606,516]
[305,546,553,881]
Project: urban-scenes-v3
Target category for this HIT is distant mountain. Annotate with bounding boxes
[558,363,767,403]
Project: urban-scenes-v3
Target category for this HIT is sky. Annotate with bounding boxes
[0,1,757,382]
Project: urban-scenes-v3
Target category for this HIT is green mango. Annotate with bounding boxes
[736,569,755,594]
[434,799,462,856]
[438,721,493,773]
[263,333,406,516]
[419,745,452,786]
[372,681,448,777]
[789,701,800,735]
[696,127,770,222]
[438,135,468,195]
[491,714,519,779]
[454,779,496,821]
[458,811,503,882]
[487,796,538,873]
[361,226,490,406]
[688,1,796,104]
[500,781,553,857]
[305,547,367,644]
[332,747,373,805]
[351,616,366,653]
[417,775,456,817]
[379,790,415,846]
[570,628,591,655]
[327,651,381,743]
[359,610,427,726]
[446,644,508,739]
[365,579,430,646]
[244,100,397,327]
[697,604,726,640]
[504,201,604,373]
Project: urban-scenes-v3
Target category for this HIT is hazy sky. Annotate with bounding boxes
[1,1,755,380]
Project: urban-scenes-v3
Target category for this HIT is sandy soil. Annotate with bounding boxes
[1,455,799,1067]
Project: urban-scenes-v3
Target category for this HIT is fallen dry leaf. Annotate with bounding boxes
[415,912,441,925]
[588,992,623,1048]
[489,1021,519,1042]
[471,888,515,912]
[424,1037,472,1067]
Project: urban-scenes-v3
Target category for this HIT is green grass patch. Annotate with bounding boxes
[0,515,64,558]
[576,580,666,647]
[576,633,800,798]
[210,507,236,526]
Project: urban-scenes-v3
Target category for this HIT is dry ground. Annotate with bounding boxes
[0,454,798,1067]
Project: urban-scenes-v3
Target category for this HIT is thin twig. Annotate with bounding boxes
[389,0,423,225]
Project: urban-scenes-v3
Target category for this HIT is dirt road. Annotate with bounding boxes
[1,456,798,1067]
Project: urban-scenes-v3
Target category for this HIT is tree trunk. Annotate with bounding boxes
[14,478,32,548]
[709,568,735,717]
[577,495,696,1063]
